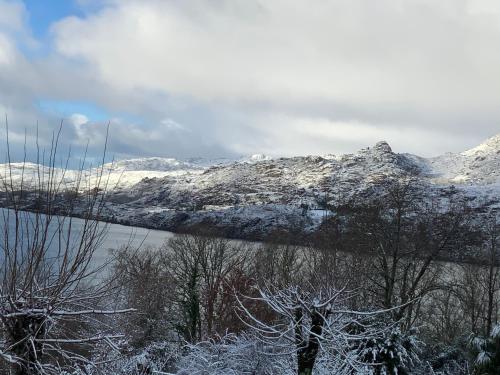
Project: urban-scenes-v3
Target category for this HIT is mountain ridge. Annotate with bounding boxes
[100,133,500,187]
[92,133,499,239]
[1,134,499,240]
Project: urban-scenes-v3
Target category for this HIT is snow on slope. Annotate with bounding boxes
[96,139,430,235]
[99,157,205,188]
[0,162,79,188]
[462,134,500,157]
[0,157,205,190]
[1,134,499,237]
[0,153,278,190]
[106,157,198,172]
[2,135,499,192]
[426,134,500,185]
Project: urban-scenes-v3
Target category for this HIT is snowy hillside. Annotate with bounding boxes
[96,134,499,237]
[1,134,499,237]
[105,157,199,172]
[426,134,500,185]
[0,157,205,189]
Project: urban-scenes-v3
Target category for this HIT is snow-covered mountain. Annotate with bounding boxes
[106,157,199,172]
[96,135,500,189]
[95,134,499,237]
[1,134,499,238]
[424,134,500,185]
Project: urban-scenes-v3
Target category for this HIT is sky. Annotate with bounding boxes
[0,0,500,163]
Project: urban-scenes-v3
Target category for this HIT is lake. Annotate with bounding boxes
[0,208,175,270]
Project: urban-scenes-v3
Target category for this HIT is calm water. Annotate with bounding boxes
[0,208,175,268]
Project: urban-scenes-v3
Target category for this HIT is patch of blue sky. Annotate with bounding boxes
[38,99,110,122]
[20,0,105,58]
[22,0,83,40]
[37,99,146,125]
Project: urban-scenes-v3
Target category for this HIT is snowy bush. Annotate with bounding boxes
[176,333,294,375]
[67,341,181,375]
[352,324,421,374]
[419,341,472,375]
[470,324,500,374]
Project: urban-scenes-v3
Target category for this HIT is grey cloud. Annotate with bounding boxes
[2,0,500,162]
[49,0,500,155]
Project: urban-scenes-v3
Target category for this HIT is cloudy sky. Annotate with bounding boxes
[0,0,499,163]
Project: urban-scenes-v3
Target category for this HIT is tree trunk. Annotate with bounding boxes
[486,236,498,335]
[297,310,323,375]
[7,314,46,375]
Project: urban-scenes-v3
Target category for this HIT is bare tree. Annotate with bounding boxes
[0,123,134,374]
[342,180,471,328]
[483,216,500,336]
[253,240,304,289]
[236,285,408,375]
[163,231,248,341]
[110,245,172,347]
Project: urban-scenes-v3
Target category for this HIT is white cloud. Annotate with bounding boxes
[70,113,90,140]
[0,0,25,31]
[161,118,188,132]
[51,0,500,114]
[0,33,15,65]
[219,113,473,157]
[1,0,500,161]
[70,113,89,127]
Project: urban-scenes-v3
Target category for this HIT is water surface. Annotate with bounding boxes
[0,208,174,269]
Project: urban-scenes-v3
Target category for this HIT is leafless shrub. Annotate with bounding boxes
[163,233,249,341]
[0,122,134,374]
[110,245,173,347]
[236,284,413,375]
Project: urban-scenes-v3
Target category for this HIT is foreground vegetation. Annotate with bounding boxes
[90,181,498,375]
